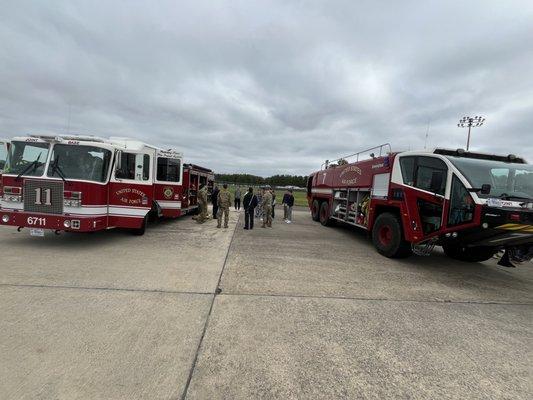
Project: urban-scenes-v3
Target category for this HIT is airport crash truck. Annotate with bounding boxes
[307,144,533,267]
[0,135,214,236]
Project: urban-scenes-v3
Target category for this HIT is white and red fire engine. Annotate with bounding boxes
[308,144,533,267]
[0,135,214,235]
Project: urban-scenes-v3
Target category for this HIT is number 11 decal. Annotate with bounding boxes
[35,188,52,205]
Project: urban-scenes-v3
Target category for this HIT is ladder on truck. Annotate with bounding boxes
[321,143,391,170]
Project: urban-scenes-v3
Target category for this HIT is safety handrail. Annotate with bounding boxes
[321,143,392,170]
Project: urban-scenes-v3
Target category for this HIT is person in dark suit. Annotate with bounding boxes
[242,187,258,230]
[211,184,219,219]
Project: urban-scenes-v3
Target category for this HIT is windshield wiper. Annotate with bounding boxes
[499,194,532,201]
[15,153,42,181]
[50,156,69,184]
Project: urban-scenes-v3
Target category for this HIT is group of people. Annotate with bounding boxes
[195,184,295,230]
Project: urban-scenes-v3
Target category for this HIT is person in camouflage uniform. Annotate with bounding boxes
[261,187,273,228]
[217,183,232,228]
[195,185,209,223]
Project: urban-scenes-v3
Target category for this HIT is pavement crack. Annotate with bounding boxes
[180,212,240,400]
[217,291,533,306]
[0,283,212,296]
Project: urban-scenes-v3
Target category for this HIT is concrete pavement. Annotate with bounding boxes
[1,207,531,399]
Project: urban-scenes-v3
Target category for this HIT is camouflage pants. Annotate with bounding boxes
[262,207,272,227]
[217,206,229,227]
[196,201,208,223]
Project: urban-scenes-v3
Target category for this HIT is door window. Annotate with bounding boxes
[414,157,447,195]
[400,156,415,186]
[157,157,181,182]
[448,175,474,226]
[116,152,150,181]
[400,156,448,195]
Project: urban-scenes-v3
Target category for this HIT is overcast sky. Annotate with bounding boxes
[1,1,532,176]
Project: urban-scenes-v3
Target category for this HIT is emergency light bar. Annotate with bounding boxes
[434,148,527,164]
[28,134,105,143]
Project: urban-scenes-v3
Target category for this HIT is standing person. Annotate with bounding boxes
[271,190,276,218]
[282,189,290,220]
[283,189,295,223]
[195,184,209,223]
[234,186,242,210]
[212,184,220,219]
[242,187,258,230]
[255,188,263,219]
[216,184,232,228]
[261,187,273,228]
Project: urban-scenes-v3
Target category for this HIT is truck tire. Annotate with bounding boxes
[372,212,412,258]
[442,244,496,262]
[319,201,332,226]
[311,200,320,221]
[132,215,148,236]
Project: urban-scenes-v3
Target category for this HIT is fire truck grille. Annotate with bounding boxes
[24,180,64,215]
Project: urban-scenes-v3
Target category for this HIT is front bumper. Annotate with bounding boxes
[0,210,107,232]
[443,206,533,248]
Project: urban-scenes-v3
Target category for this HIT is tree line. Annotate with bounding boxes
[215,173,308,187]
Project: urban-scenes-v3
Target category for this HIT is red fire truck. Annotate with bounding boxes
[308,144,533,267]
[0,135,214,236]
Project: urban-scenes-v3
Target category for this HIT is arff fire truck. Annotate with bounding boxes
[0,135,214,236]
[307,144,533,267]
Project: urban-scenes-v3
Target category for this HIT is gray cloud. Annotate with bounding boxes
[1,0,532,176]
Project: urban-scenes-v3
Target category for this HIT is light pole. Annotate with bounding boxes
[457,116,485,151]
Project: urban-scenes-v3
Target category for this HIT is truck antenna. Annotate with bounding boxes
[424,120,430,149]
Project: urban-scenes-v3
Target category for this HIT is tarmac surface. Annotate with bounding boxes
[0,207,531,399]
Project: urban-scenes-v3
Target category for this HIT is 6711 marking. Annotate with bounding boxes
[27,216,46,226]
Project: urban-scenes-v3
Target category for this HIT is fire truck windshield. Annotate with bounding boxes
[4,141,49,177]
[47,144,112,183]
[447,156,533,200]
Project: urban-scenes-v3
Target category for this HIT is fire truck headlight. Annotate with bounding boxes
[63,220,71,228]
[482,222,489,229]
[1,215,9,223]
[452,232,458,238]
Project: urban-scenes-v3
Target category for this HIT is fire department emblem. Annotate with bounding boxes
[163,187,174,199]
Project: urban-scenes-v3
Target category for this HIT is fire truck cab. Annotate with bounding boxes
[0,135,214,235]
[308,144,533,267]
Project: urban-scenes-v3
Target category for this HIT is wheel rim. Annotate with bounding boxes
[378,225,392,246]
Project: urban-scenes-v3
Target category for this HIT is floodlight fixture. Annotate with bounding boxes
[457,115,485,150]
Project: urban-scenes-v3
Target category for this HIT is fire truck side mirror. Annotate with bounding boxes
[115,150,123,172]
[480,184,491,195]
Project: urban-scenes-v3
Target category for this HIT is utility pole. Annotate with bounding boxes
[457,116,485,150]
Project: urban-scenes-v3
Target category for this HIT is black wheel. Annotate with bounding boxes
[319,201,332,226]
[311,199,320,221]
[442,244,496,262]
[132,215,148,236]
[372,212,412,258]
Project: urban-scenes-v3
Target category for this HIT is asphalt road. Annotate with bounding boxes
[0,208,531,399]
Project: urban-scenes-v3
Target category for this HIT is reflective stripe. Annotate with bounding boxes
[311,188,332,195]
[108,207,149,216]
[158,200,182,209]
[496,223,533,231]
